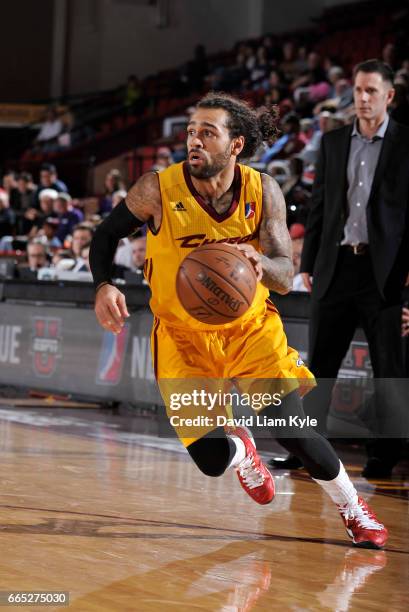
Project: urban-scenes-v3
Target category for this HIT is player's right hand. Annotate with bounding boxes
[94,283,130,334]
[301,272,312,292]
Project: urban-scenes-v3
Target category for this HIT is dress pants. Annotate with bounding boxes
[304,247,407,467]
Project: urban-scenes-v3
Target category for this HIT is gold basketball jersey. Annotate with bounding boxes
[145,161,269,330]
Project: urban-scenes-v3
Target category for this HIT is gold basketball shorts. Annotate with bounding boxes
[151,301,315,447]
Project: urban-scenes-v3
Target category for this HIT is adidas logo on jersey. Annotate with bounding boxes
[172,202,187,211]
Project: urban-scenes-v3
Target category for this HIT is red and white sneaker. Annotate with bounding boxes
[230,426,275,505]
[338,497,388,549]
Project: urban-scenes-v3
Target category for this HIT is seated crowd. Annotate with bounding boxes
[0,162,146,284]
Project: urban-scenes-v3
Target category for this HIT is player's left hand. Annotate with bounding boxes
[229,243,263,281]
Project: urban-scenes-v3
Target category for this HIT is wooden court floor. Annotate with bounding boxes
[0,408,408,611]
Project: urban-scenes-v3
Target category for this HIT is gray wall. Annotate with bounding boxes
[67,0,265,94]
[0,0,362,101]
[0,0,54,102]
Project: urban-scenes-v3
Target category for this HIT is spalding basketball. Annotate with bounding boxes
[176,243,257,325]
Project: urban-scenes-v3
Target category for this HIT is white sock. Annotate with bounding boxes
[313,461,359,507]
[227,436,246,468]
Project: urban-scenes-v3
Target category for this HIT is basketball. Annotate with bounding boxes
[176,243,257,324]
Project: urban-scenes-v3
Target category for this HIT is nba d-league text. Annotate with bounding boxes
[168,390,318,429]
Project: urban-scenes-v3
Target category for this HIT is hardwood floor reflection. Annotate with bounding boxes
[0,413,407,611]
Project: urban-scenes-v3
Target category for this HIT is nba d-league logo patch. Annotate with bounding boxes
[96,325,129,385]
[244,202,256,218]
[31,316,62,377]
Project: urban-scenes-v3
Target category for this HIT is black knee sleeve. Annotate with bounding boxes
[260,390,340,480]
[186,429,236,477]
[279,434,340,480]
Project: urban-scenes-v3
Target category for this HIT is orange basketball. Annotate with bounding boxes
[176,243,257,325]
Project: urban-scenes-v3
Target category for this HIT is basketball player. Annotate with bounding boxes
[90,93,387,549]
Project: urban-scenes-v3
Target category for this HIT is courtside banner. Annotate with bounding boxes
[0,303,161,404]
[1,302,406,437]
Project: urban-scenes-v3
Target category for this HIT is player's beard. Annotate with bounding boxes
[187,146,231,179]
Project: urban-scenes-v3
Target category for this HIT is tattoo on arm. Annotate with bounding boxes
[259,174,293,294]
[126,172,162,228]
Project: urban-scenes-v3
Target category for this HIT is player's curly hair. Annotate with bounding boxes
[196,92,280,159]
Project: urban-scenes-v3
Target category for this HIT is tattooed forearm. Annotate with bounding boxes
[259,175,294,294]
[260,254,293,293]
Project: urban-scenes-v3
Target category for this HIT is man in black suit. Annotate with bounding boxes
[273,60,409,477]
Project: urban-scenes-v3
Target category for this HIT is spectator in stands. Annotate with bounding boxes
[292,52,330,107]
[260,70,288,103]
[75,243,92,272]
[28,189,58,238]
[53,193,84,242]
[282,157,310,226]
[99,169,125,216]
[36,217,62,248]
[0,191,15,238]
[57,110,76,149]
[262,35,280,62]
[151,147,173,172]
[327,66,345,97]
[259,112,305,165]
[2,171,20,210]
[52,249,75,270]
[294,46,309,76]
[71,241,92,273]
[10,172,37,235]
[112,189,127,209]
[249,46,270,87]
[300,59,409,478]
[25,240,49,272]
[131,233,147,271]
[382,43,398,70]
[123,74,143,113]
[34,107,63,145]
[70,225,94,260]
[183,44,208,93]
[390,83,409,125]
[314,78,354,115]
[280,41,298,83]
[15,172,36,211]
[394,68,409,88]
[298,110,342,167]
[34,163,68,205]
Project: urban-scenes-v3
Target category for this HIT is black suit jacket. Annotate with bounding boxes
[301,118,409,301]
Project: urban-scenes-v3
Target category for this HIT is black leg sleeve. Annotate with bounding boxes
[186,428,236,477]
[261,391,340,480]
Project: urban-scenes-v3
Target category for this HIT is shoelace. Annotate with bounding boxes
[238,454,265,489]
[339,502,384,531]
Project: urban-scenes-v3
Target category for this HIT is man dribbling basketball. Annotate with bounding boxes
[90,92,388,548]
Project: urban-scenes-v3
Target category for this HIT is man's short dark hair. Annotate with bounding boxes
[18,172,33,182]
[73,224,94,236]
[41,163,57,174]
[353,59,394,85]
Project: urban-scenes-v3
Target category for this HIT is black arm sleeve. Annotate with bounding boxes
[89,199,145,289]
